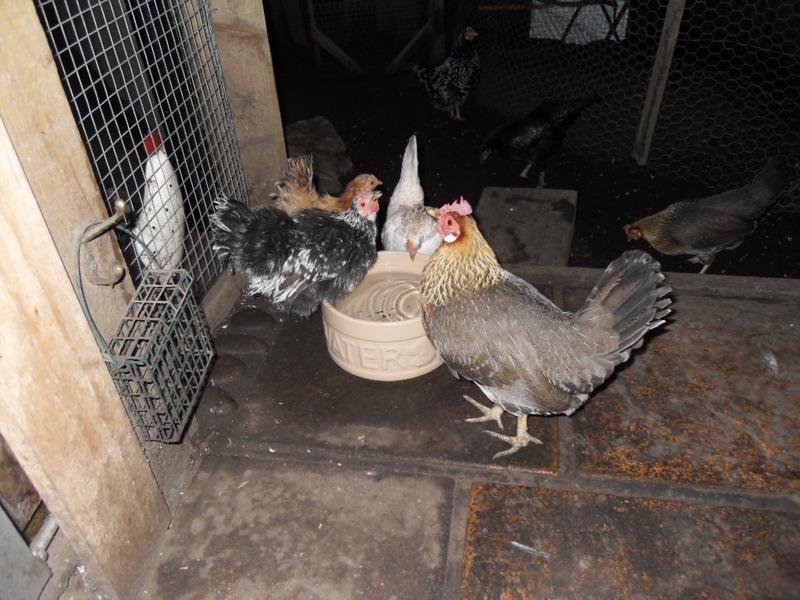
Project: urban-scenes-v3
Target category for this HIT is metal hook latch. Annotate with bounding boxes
[81,198,129,244]
[81,198,130,286]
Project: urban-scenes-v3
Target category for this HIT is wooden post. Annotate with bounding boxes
[0,115,169,599]
[210,0,287,201]
[632,0,686,165]
[0,0,135,339]
[429,0,446,64]
[305,0,366,76]
[385,17,433,75]
[280,0,310,46]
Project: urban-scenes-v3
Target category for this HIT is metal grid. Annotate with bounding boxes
[310,0,430,72]
[459,0,799,203]
[35,0,247,295]
[650,1,800,200]
[107,270,214,442]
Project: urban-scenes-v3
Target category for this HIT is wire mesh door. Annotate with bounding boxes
[35,0,247,295]
[458,0,799,206]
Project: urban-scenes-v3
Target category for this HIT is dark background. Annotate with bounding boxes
[262,0,799,278]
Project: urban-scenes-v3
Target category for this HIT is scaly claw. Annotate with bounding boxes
[463,395,504,430]
[483,415,542,459]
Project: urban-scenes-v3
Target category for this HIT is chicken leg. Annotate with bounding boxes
[690,255,714,274]
[450,106,465,121]
[463,394,504,429]
[483,414,542,459]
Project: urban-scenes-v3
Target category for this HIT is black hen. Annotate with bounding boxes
[413,27,480,121]
[624,159,786,273]
[480,95,600,184]
[211,192,380,317]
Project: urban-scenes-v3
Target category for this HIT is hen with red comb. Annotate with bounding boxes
[420,203,671,459]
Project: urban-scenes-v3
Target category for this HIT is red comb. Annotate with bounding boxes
[439,196,472,216]
[143,129,162,154]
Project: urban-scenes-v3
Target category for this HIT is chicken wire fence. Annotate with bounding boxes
[35,0,248,295]
[307,0,433,72]
[455,0,800,210]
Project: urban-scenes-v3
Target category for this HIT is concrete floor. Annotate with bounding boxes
[139,263,800,599]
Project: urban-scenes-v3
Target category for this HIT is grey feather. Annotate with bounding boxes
[423,250,671,416]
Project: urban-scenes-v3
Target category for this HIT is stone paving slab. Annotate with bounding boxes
[183,265,800,600]
[204,311,559,472]
[142,456,453,600]
[461,482,800,600]
[475,187,577,266]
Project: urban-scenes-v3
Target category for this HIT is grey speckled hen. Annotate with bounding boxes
[211,192,380,317]
[413,27,480,121]
[421,198,671,458]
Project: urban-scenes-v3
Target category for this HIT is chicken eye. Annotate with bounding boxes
[447,218,453,226]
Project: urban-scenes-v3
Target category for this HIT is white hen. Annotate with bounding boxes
[381,135,441,260]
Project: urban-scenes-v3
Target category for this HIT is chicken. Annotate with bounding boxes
[624,159,786,273]
[420,198,671,459]
[413,27,480,121]
[381,135,441,260]
[133,129,185,271]
[480,96,599,185]
[211,191,380,317]
[272,154,382,215]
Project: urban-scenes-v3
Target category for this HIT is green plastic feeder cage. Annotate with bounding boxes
[78,216,215,443]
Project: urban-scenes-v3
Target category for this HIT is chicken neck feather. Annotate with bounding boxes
[420,216,503,309]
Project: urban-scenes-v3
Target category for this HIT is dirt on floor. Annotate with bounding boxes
[268,45,799,280]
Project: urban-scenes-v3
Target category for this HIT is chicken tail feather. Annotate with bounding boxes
[271,155,319,212]
[412,63,435,95]
[211,194,294,277]
[578,250,671,366]
[210,194,250,260]
[743,157,787,217]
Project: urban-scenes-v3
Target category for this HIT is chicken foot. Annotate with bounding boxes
[519,164,547,187]
[484,414,542,459]
[463,394,503,430]
[689,255,714,274]
[450,106,465,121]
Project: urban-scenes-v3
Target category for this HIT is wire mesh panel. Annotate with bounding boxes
[310,0,430,72]
[35,0,247,295]
[459,0,799,201]
[107,269,214,442]
[648,1,800,193]
[463,1,664,160]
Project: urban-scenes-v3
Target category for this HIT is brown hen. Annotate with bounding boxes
[272,155,382,215]
[624,159,786,273]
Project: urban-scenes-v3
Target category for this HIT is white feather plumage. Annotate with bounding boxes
[381,135,441,259]
[133,146,185,270]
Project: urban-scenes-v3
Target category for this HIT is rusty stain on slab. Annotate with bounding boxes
[461,482,800,600]
[565,284,800,493]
